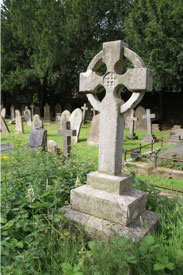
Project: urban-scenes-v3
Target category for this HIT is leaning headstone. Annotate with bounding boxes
[69,108,82,143]
[15,110,24,134]
[65,40,159,241]
[28,115,47,150]
[142,109,156,142]
[127,109,138,139]
[24,106,32,126]
[0,116,10,133]
[135,106,146,130]
[44,103,51,121]
[60,120,76,158]
[55,103,62,114]
[87,114,100,146]
[58,110,71,135]
[1,108,6,118]
[81,103,88,123]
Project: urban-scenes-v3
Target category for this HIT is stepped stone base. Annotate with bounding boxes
[64,205,160,242]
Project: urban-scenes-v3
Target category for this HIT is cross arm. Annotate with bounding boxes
[79,70,103,94]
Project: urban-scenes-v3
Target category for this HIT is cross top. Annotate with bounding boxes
[79,41,153,175]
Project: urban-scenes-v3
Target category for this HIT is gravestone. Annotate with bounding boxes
[0,143,14,156]
[124,109,131,129]
[30,103,35,119]
[20,105,26,116]
[24,106,32,126]
[28,115,47,150]
[142,109,157,142]
[170,129,183,141]
[47,140,60,154]
[34,105,40,115]
[44,103,51,121]
[81,103,88,123]
[60,120,76,158]
[1,108,6,118]
[10,105,15,120]
[57,110,71,135]
[69,108,82,143]
[64,40,159,241]
[55,113,62,124]
[0,116,10,133]
[15,110,24,134]
[55,103,62,114]
[135,106,146,130]
[127,109,138,139]
[87,114,100,146]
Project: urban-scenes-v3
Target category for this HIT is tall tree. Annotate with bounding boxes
[124,0,183,92]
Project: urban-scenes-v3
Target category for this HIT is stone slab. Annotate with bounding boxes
[87,171,131,194]
[0,143,14,156]
[71,185,147,226]
[28,129,47,150]
[64,205,160,242]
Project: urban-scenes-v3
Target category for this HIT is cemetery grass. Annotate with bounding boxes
[1,123,183,274]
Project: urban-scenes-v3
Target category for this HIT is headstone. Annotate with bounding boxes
[32,114,43,129]
[34,105,40,115]
[64,103,72,112]
[87,114,100,146]
[0,116,10,133]
[127,109,138,139]
[170,129,183,140]
[55,103,62,114]
[69,108,82,143]
[44,103,51,121]
[57,110,71,135]
[1,108,6,118]
[28,115,47,150]
[15,110,24,134]
[124,109,131,129]
[135,106,146,130]
[20,105,26,115]
[10,105,15,120]
[0,143,14,156]
[47,140,60,154]
[30,103,35,119]
[65,40,159,241]
[24,106,32,126]
[142,109,157,142]
[55,113,62,124]
[60,120,76,158]
[81,103,88,123]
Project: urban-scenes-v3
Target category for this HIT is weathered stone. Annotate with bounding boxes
[65,40,159,241]
[55,113,62,124]
[15,110,24,134]
[159,144,183,160]
[142,109,157,142]
[0,116,10,133]
[57,110,71,135]
[10,105,15,120]
[30,103,35,119]
[32,114,43,129]
[60,120,76,158]
[135,106,146,130]
[87,114,100,146]
[124,109,131,129]
[44,103,51,121]
[0,143,14,156]
[28,129,47,150]
[47,140,59,153]
[127,109,138,139]
[24,106,32,126]
[170,129,183,140]
[81,103,88,123]
[69,108,82,143]
[1,108,6,118]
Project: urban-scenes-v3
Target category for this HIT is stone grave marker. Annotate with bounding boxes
[0,116,10,133]
[1,108,6,118]
[170,129,183,143]
[20,105,26,116]
[64,40,159,241]
[142,109,157,142]
[9,105,15,124]
[24,106,32,126]
[44,103,51,121]
[81,103,88,123]
[60,120,76,158]
[57,110,71,135]
[30,103,35,119]
[34,105,40,115]
[69,108,82,143]
[28,115,47,150]
[124,109,131,129]
[87,114,100,146]
[15,110,24,134]
[135,106,146,130]
[127,109,138,139]
[0,143,14,156]
[47,140,60,154]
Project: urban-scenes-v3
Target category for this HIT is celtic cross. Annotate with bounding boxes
[80,40,152,176]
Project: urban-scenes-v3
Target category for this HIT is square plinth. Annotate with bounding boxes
[64,205,160,242]
[71,185,147,226]
[87,171,132,194]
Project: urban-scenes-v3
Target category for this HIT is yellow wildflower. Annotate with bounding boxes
[1,156,9,161]
[38,146,43,150]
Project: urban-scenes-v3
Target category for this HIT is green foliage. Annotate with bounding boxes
[124,0,183,92]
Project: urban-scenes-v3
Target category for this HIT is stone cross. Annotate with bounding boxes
[81,103,88,123]
[142,109,156,142]
[80,40,152,175]
[60,120,76,158]
[30,103,35,119]
[127,109,138,139]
